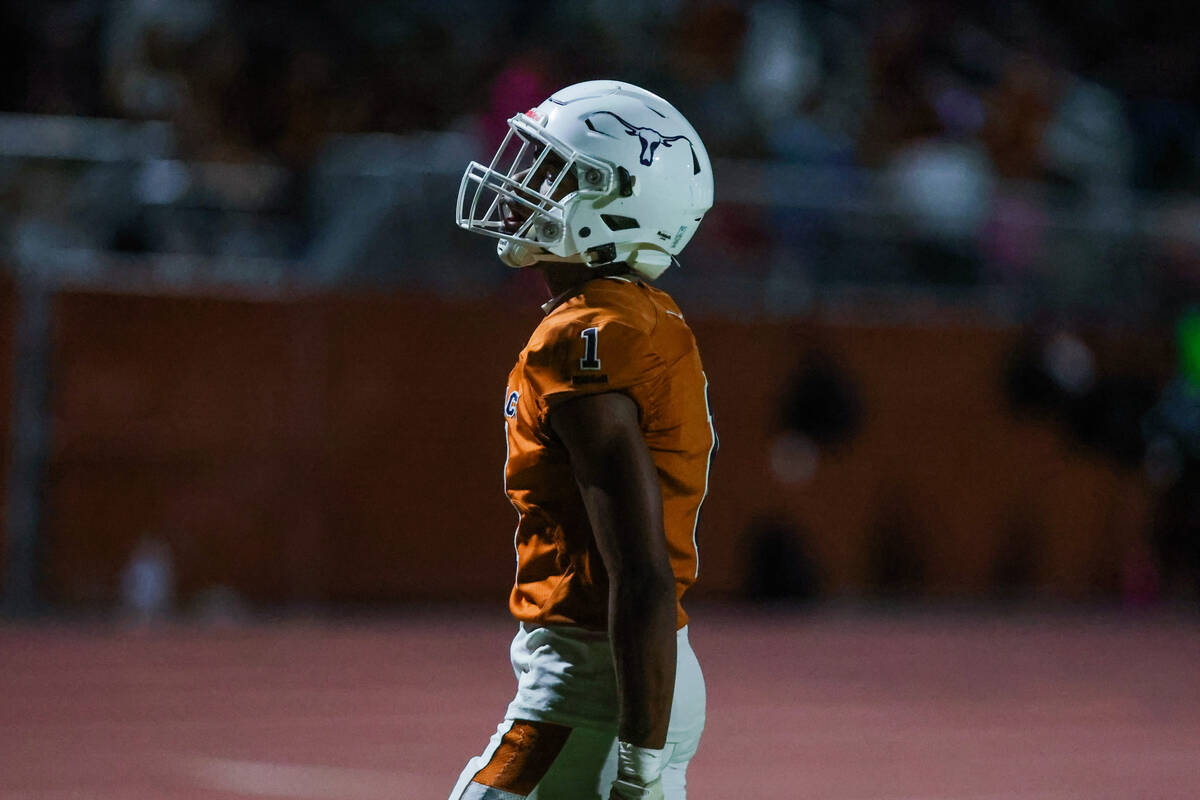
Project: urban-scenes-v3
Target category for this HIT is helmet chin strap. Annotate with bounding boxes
[497,240,584,269]
[498,238,674,280]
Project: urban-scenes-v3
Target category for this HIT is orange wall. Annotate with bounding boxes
[36,289,1164,608]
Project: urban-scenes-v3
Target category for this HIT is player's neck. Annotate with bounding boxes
[538,262,597,297]
[537,262,630,298]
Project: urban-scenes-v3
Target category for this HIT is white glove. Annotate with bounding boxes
[609,742,667,800]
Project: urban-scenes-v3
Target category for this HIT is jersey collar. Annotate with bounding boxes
[540,274,637,315]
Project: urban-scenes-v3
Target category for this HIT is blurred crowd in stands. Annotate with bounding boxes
[1,0,1198,313]
[5,0,1197,181]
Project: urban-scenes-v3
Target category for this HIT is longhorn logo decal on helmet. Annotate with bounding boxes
[583,111,702,173]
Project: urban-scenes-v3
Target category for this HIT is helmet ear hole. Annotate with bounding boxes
[601,214,640,231]
[585,243,617,264]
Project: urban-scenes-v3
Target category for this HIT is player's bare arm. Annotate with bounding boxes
[549,391,678,750]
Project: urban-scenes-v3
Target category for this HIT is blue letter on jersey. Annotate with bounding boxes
[505,390,520,418]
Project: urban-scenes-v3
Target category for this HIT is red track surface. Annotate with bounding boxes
[3,606,1198,799]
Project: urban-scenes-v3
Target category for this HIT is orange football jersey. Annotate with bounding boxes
[503,276,715,631]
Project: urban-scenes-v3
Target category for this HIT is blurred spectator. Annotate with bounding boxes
[102,0,216,121]
[861,3,999,285]
[119,535,175,623]
[857,1,947,168]
[0,3,30,111]
[778,347,863,450]
[744,514,822,602]
[1143,308,1200,602]
[886,136,993,286]
[1128,98,1200,194]
[1101,1,1200,193]
[1003,326,1096,421]
[867,488,929,597]
[479,54,555,150]
[983,54,1057,181]
[980,188,1050,292]
[662,0,763,158]
[18,1,105,116]
[1004,324,1160,468]
[738,1,820,131]
[769,347,862,485]
[1150,198,1200,314]
[1041,77,1133,191]
[763,1,869,164]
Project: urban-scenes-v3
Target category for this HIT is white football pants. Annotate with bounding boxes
[448,624,706,800]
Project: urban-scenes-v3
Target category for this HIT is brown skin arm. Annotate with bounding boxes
[549,391,677,749]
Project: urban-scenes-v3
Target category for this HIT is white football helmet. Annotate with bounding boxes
[456,80,714,280]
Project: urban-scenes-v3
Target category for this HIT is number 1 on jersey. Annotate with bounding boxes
[580,327,601,370]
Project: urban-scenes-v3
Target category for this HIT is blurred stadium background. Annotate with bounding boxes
[1,1,1199,798]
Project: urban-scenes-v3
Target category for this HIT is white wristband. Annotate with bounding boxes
[616,741,668,785]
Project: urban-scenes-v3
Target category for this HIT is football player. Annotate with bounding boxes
[450,80,716,800]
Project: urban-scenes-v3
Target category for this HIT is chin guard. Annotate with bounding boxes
[497,239,540,268]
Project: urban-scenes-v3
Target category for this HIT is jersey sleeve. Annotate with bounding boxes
[523,317,661,412]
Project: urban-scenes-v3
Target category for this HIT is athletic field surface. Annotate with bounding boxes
[3,605,1198,799]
